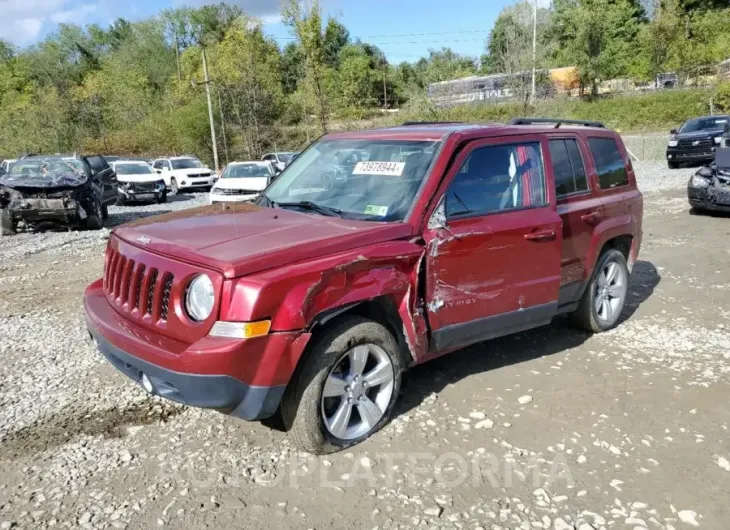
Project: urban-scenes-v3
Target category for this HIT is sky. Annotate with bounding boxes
[0,0,551,62]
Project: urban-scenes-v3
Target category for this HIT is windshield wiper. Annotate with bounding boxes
[275,200,343,217]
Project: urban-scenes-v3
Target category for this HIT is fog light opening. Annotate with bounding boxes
[141,373,154,394]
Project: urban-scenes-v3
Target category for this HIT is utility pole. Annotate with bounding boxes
[174,28,181,82]
[530,0,538,105]
[217,89,229,165]
[382,54,388,110]
[201,48,219,173]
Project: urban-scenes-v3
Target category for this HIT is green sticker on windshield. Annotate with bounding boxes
[364,205,389,216]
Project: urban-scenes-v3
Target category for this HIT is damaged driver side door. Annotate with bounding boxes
[423,136,563,353]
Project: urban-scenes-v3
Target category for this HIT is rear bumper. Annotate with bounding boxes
[84,279,311,420]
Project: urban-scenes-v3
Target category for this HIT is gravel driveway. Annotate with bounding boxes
[1,164,728,530]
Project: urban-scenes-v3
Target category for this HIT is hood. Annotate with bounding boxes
[114,203,413,278]
[675,129,724,140]
[214,177,269,191]
[118,174,162,184]
[0,172,87,190]
[171,167,212,176]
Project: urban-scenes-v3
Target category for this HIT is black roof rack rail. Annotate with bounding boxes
[400,121,465,126]
[509,118,606,129]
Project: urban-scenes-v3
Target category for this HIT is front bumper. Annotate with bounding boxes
[7,198,84,224]
[667,148,715,164]
[688,182,730,212]
[84,279,311,420]
[118,186,165,202]
[178,177,215,189]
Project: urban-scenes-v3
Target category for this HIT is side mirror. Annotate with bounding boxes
[428,196,447,230]
[670,128,678,135]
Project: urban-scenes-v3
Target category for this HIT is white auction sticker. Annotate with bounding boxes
[353,161,406,176]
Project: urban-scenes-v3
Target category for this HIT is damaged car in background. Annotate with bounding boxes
[688,146,730,213]
[0,155,118,235]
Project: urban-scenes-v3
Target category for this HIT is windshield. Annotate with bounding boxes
[7,159,85,178]
[679,117,729,133]
[222,164,272,178]
[115,163,153,175]
[171,158,203,170]
[263,139,440,221]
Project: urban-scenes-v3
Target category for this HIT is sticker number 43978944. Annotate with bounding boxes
[353,161,406,177]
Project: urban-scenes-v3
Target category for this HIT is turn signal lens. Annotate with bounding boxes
[210,320,271,339]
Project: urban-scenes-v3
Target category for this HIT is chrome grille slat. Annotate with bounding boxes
[133,264,145,311]
[161,274,174,321]
[146,269,158,317]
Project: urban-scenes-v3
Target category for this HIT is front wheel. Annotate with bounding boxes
[169,178,179,196]
[572,249,629,333]
[157,192,168,204]
[85,200,104,230]
[668,160,679,169]
[281,317,403,455]
[1,209,16,236]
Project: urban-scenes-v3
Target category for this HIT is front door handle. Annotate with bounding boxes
[524,229,556,242]
[581,211,602,225]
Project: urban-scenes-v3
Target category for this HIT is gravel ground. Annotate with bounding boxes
[1,164,728,530]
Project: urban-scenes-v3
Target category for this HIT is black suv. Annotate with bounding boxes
[667,115,729,169]
[0,154,118,235]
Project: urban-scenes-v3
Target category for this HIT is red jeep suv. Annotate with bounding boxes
[84,118,643,454]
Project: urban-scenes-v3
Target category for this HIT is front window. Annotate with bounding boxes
[679,117,729,133]
[221,164,272,178]
[6,159,86,178]
[262,138,440,221]
[171,158,203,170]
[115,163,154,175]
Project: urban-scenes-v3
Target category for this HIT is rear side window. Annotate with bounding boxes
[588,137,629,189]
[549,139,589,196]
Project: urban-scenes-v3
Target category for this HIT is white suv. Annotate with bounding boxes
[152,156,215,194]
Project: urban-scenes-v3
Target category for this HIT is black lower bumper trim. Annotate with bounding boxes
[89,330,284,420]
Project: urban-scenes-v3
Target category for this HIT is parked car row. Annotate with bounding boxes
[0,150,302,234]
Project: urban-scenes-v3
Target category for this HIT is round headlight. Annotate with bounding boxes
[185,275,215,322]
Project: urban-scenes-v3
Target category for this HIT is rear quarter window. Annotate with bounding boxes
[588,137,629,189]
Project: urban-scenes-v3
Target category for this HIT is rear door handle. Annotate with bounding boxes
[581,211,602,225]
[524,229,556,242]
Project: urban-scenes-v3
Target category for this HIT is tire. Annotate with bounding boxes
[85,200,104,230]
[169,178,179,196]
[1,209,16,236]
[116,195,126,206]
[101,204,109,220]
[157,192,167,204]
[281,316,403,455]
[571,249,629,333]
[689,206,705,216]
[668,161,679,169]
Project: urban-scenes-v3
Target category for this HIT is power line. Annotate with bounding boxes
[270,29,490,41]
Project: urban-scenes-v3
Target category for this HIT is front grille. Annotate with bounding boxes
[218,188,255,196]
[131,181,158,192]
[104,249,173,322]
[677,138,713,149]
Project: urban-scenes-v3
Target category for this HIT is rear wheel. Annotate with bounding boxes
[101,204,108,220]
[281,317,403,455]
[572,249,629,333]
[1,209,16,236]
[668,160,679,169]
[116,195,126,206]
[157,192,168,204]
[169,178,179,196]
